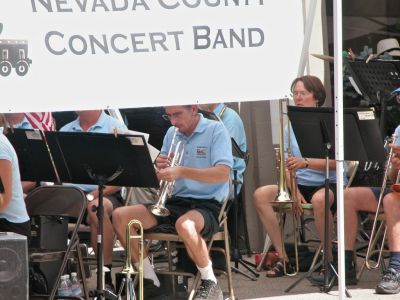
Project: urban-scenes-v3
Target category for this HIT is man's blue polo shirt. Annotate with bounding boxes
[161,114,233,203]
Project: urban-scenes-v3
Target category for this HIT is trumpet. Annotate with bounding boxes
[150,127,185,216]
[120,219,144,300]
[365,134,398,269]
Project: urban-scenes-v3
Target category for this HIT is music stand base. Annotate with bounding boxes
[231,249,259,281]
[284,260,351,297]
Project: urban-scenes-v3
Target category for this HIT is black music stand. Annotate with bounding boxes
[45,131,159,300]
[284,106,385,296]
[230,138,259,281]
[6,129,61,183]
[346,60,400,135]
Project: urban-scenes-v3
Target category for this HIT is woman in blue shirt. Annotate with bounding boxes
[0,114,30,238]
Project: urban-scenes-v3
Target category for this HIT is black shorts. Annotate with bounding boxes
[148,197,222,239]
[0,218,31,240]
[298,183,337,213]
[83,192,124,224]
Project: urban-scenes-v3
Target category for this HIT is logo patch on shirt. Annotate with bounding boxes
[196,146,207,158]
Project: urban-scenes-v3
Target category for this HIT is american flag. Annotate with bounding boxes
[24,112,55,131]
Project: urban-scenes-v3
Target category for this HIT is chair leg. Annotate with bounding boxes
[224,217,235,300]
[77,242,89,299]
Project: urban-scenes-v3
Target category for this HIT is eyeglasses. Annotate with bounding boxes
[162,112,183,121]
[292,91,311,97]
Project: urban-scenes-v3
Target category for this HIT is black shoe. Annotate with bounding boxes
[345,266,358,285]
[309,265,357,286]
[193,279,223,300]
[376,268,400,294]
[136,278,166,300]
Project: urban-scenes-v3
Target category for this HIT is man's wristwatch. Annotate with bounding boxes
[86,193,95,201]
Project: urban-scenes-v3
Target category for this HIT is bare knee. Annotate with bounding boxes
[253,185,276,208]
[175,217,197,240]
[383,193,400,212]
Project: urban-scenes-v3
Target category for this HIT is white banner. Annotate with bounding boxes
[0,0,303,112]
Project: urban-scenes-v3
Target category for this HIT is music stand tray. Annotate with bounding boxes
[45,131,159,188]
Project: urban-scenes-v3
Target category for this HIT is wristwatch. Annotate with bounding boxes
[304,158,309,168]
[86,193,95,201]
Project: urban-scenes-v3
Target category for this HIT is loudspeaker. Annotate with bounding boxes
[0,232,28,300]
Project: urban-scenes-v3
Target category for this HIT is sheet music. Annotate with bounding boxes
[115,128,159,163]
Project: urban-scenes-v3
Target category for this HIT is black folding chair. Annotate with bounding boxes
[25,185,88,299]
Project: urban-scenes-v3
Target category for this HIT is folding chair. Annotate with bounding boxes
[144,199,235,300]
[25,185,88,300]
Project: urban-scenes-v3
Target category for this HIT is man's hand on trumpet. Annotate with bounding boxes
[155,153,181,182]
[155,153,171,170]
[157,166,181,182]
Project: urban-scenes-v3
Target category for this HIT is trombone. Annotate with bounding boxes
[120,219,144,300]
[365,134,398,269]
[273,99,299,276]
[150,127,185,216]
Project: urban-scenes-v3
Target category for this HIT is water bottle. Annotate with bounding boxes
[58,275,72,297]
[70,272,83,296]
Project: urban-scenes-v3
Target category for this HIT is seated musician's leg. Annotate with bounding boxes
[310,187,334,261]
[175,206,223,300]
[377,192,400,294]
[253,185,287,263]
[344,187,378,268]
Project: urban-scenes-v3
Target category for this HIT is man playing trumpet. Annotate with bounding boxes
[344,124,400,294]
[113,105,233,300]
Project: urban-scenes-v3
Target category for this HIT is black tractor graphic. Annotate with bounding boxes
[0,23,32,77]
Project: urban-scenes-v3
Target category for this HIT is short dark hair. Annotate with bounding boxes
[290,75,326,106]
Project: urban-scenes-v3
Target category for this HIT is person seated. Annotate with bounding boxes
[0,114,30,239]
[344,124,400,293]
[253,75,347,279]
[113,105,233,300]
[60,110,127,289]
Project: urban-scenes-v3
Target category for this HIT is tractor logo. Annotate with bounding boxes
[0,23,32,77]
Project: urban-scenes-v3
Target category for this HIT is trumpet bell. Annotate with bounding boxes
[272,191,292,203]
[150,204,170,217]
